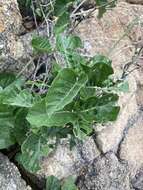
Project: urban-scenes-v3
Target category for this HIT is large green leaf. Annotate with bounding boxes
[16,133,52,173]
[79,94,120,123]
[0,105,15,149]
[4,89,34,108]
[27,100,77,128]
[46,176,61,190]
[0,128,15,149]
[45,68,88,115]
[31,36,52,53]
[14,108,29,145]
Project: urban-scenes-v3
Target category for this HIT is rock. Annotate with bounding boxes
[76,1,143,73]
[77,152,133,190]
[0,0,34,76]
[38,137,100,179]
[131,167,143,190]
[76,1,143,153]
[119,113,143,176]
[0,153,31,190]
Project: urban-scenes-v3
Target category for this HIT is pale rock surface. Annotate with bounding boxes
[119,114,143,176]
[0,153,31,190]
[0,0,34,76]
[77,152,133,190]
[76,1,143,74]
[131,167,143,189]
[39,137,100,179]
[76,1,143,153]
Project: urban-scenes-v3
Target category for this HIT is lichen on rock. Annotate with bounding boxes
[39,137,100,179]
[0,153,31,190]
[77,152,133,190]
[0,0,34,76]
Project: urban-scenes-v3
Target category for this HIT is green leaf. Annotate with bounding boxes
[31,36,52,53]
[65,52,87,72]
[46,176,61,190]
[56,34,82,53]
[27,100,77,128]
[56,35,82,67]
[90,56,113,86]
[80,94,120,123]
[89,54,112,67]
[16,133,52,173]
[0,77,25,104]
[82,55,113,87]
[61,176,78,190]
[78,121,93,137]
[95,0,107,18]
[42,126,73,139]
[16,134,41,172]
[45,68,88,115]
[95,0,117,18]
[73,122,92,140]
[0,105,15,149]
[54,0,75,16]
[0,127,15,149]
[0,73,16,88]
[95,104,120,123]
[51,61,62,76]
[14,108,29,145]
[4,89,34,108]
[80,87,96,100]
[54,11,70,34]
